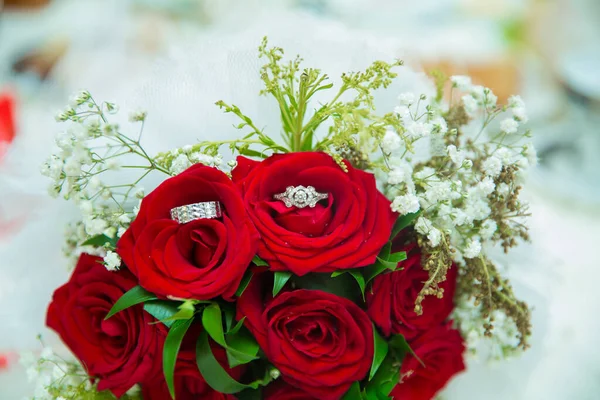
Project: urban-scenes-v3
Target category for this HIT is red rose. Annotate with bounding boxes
[264,380,318,399]
[232,153,396,275]
[367,240,457,339]
[118,164,258,300]
[391,323,466,400]
[46,254,164,397]
[237,274,374,400]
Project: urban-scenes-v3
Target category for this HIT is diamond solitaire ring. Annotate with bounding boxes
[273,186,329,208]
[170,201,223,224]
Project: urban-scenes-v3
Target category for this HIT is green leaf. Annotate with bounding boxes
[341,382,363,400]
[159,300,198,324]
[252,255,268,266]
[376,257,398,270]
[81,234,116,248]
[364,353,399,399]
[235,270,254,297]
[390,212,420,241]
[144,300,180,328]
[293,273,362,304]
[105,286,156,320]
[196,331,265,394]
[331,269,365,297]
[369,326,389,380]
[163,318,194,399]
[389,334,425,367]
[227,317,246,336]
[387,251,407,264]
[272,271,292,297]
[201,304,258,367]
[379,241,392,260]
[226,329,260,368]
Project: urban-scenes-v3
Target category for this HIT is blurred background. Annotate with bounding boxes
[1,0,599,399]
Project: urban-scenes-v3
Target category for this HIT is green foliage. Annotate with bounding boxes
[213,37,405,164]
[105,286,156,320]
[201,304,259,368]
[163,318,195,399]
[272,271,292,297]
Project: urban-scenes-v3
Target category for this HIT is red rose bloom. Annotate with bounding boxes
[232,153,396,275]
[391,323,466,400]
[46,254,164,397]
[264,380,319,399]
[237,274,374,400]
[367,240,457,339]
[117,164,258,300]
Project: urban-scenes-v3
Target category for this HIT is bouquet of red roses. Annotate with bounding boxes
[33,39,534,400]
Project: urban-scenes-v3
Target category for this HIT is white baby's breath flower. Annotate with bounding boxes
[512,107,528,123]
[425,180,454,203]
[405,121,432,140]
[182,145,194,154]
[414,216,433,235]
[508,95,525,109]
[103,251,121,271]
[414,167,435,180]
[117,226,127,238]
[86,218,108,236]
[393,105,410,118]
[461,95,478,115]
[391,194,420,215]
[128,109,147,122]
[88,176,102,190]
[118,214,131,225]
[500,118,519,134]
[105,158,120,171]
[227,160,237,168]
[447,145,465,165]
[387,162,413,185]
[170,154,192,174]
[523,143,537,167]
[463,159,473,169]
[69,90,90,107]
[477,177,496,196]
[450,75,473,91]
[463,238,482,258]
[431,116,448,134]
[479,220,497,240]
[482,156,503,177]
[63,159,82,177]
[135,188,145,199]
[427,227,442,247]
[496,182,510,196]
[79,201,94,216]
[133,199,143,216]
[381,130,401,154]
[398,92,416,106]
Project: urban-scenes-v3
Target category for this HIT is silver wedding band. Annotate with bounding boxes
[170,201,222,224]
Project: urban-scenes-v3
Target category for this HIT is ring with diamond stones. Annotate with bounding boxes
[273,186,329,208]
[170,201,223,224]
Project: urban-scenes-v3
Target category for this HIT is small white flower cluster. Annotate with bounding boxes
[20,347,89,400]
[452,300,521,358]
[384,81,535,261]
[167,145,223,175]
[451,76,499,116]
[41,92,166,270]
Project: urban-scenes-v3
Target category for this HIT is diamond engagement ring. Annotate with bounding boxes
[170,201,223,224]
[273,186,329,208]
